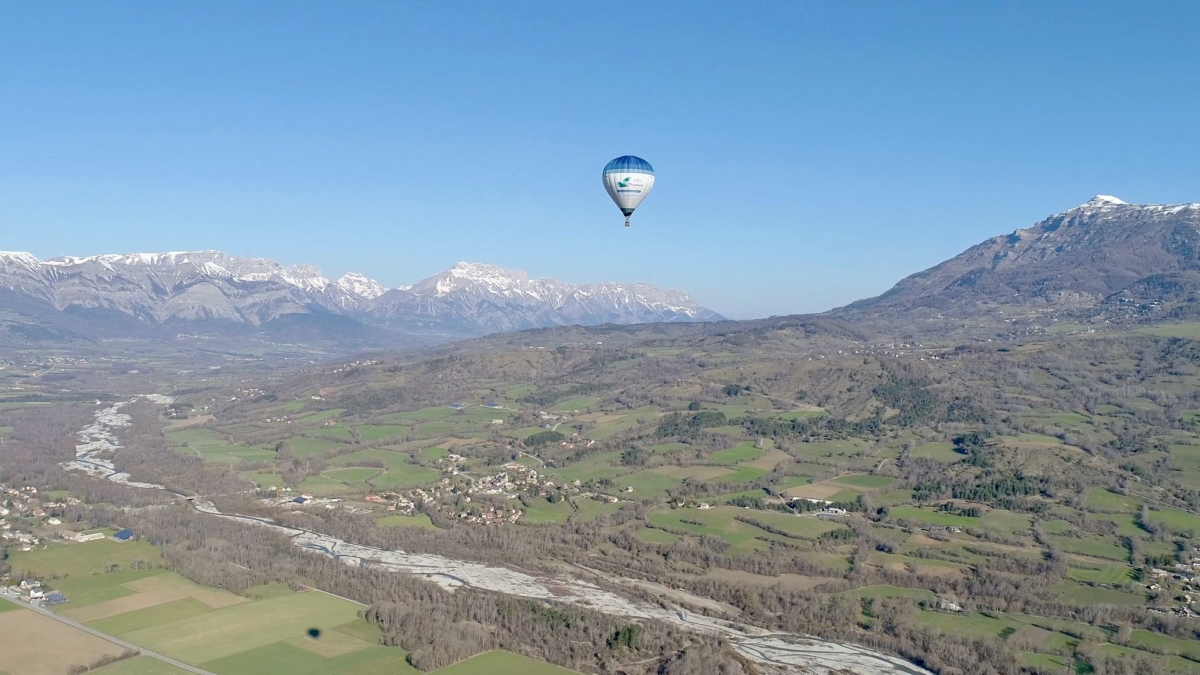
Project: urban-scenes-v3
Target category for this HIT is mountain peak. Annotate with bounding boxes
[418,262,531,296]
[0,251,40,266]
[1083,195,1127,207]
[336,272,386,300]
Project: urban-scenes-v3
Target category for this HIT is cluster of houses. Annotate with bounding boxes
[1,486,84,552]
[401,463,625,525]
[1146,564,1200,616]
[453,504,523,525]
[327,359,379,376]
[364,491,416,514]
[10,579,66,606]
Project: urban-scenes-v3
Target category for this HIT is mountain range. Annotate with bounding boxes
[0,252,722,346]
[4,195,1198,351]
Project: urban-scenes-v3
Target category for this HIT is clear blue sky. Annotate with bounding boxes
[3,2,1199,319]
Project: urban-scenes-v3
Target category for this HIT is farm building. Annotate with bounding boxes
[44,592,66,605]
[449,403,465,410]
[73,532,105,542]
[818,507,847,520]
[484,402,502,408]
[113,529,135,541]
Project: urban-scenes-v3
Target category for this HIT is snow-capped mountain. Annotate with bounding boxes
[367,262,722,333]
[837,195,1200,323]
[0,251,722,342]
[336,272,386,300]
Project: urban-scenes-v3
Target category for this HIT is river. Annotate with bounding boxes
[62,398,932,675]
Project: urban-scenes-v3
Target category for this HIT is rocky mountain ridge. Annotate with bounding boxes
[836,195,1200,329]
[0,252,722,342]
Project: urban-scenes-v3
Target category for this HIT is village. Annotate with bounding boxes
[0,482,148,609]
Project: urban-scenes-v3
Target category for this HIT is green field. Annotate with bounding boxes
[549,397,598,412]
[522,497,575,523]
[979,509,1034,535]
[331,448,412,470]
[122,591,363,663]
[45,569,165,608]
[710,442,764,464]
[1129,628,1200,661]
[241,471,285,488]
[1068,563,1134,584]
[199,630,421,675]
[1020,653,1069,672]
[432,651,577,674]
[791,438,871,461]
[544,452,624,483]
[314,425,355,441]
[294,409,347,423]
[582,416,644,440]
[1137,322,1200,338]
[614,470,683,496]
[298,475,352,497]
[831,474,897,489]
[1053,582,1145,606]
[354,424,410,441]
[1045,533,1130,561]
[1085,487,1142,512]
[368,464,442,490]
[9,540,163,578]
[89,598,215,635]
[703,465,768,484]
[1144,506,1200,534]
[918,610,1018,639]
[875,489,915,506]
[323,467,381,488]
[572,498,622,521]
[911,442,960,461]
[289,438,347,458]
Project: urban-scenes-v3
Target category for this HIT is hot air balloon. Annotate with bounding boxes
[603,155,655,227]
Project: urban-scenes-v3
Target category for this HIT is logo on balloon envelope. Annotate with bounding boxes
[616,176,645,193]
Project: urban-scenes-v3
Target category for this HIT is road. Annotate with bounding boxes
[0,591,219,675]
[517,450,545,466]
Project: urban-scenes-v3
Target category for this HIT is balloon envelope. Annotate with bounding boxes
[603,156,655,224]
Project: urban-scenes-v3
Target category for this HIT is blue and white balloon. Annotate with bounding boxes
[603,155,655,227]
